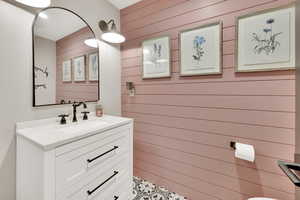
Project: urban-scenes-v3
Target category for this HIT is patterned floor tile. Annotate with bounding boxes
[132,176,188,200]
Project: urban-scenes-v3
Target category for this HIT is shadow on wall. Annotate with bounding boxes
[0,139,16,200]
[235,160,263,198]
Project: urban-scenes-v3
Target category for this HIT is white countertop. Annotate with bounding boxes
[16,115,133,150]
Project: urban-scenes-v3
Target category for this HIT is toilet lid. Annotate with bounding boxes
[248,198,277,200]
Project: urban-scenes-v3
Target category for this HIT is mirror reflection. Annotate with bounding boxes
[33,7,99,107]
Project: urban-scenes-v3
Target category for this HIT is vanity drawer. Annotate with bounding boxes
[103,179,131,200]
[56,161,130,200]
[56,131,130,195]
[56,154,130,200]
[55,124,131,156]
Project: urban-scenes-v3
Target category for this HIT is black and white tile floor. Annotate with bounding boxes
[132,176,188,200]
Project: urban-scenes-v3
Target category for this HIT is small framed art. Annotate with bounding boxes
[236,5,295,72]
[142,36,171,79]
[62,60,71,82]
[180,21,222,76]
[88,52,99,81]
[73,55,86,81]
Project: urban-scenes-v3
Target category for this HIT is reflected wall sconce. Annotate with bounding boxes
[84,38,100,48]
[99,19,126,44]
[16,0,51,8]
[126,82,135,97]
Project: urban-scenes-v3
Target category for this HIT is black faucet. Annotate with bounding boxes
[72,102,87,122]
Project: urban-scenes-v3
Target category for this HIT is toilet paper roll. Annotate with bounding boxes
[235,143,255,162]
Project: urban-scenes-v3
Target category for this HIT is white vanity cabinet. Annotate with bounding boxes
[16,115,133,200]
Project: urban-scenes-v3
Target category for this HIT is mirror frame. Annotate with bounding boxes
[32,7,100,107]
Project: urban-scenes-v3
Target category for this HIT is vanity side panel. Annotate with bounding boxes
[17,136,43,200]
[17,136,55,200]
[44,148,56,200]
[128,122,134,199]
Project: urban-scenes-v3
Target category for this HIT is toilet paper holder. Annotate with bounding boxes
[230,141,255,162]
[278,160,300,187]
[230,141,236,150]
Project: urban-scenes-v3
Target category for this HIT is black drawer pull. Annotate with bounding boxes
[87,171,119,196]
[114,196,119,200]
[87,146,119,163]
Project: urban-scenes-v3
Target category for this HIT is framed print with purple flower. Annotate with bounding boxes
[236,5,295,72]
[142,36,171,79]
[73,55,86,82]
[179,21,222,76]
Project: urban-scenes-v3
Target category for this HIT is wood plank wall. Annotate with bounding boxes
[120,0,296,199]
[56,27,98,103]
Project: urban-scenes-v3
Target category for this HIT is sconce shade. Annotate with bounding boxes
[16,0,51,8]
[99,20,126,44]
[101,32,125,44]
[84,38,100,48]
[38,12,48,19]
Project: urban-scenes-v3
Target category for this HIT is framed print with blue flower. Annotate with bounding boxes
[236,5,295,72]
[142,36,171,79]
[179,21,222,76]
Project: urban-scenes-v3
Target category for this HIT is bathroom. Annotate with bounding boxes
[0,0,298,199]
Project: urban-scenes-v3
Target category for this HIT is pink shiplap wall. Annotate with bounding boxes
[120,0,296,199]
[56,27,98,103]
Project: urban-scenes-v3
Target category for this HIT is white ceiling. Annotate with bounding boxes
[107,0,143,9]
[34,8,89,41]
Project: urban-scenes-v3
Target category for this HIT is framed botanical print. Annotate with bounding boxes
[88,52,99,81]
[180,21,222,76]
[73,55,86,81]
[62,60,71,82]
[142,36,171,79]
[236,5,295,72]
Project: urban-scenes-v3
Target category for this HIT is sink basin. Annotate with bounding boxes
[57,119,109,133]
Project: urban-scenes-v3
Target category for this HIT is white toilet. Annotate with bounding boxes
[248,198,277,200]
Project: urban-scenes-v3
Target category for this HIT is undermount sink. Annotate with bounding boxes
[56,118,110,133]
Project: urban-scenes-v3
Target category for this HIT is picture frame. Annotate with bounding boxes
[88,52,99,81]
[179,21,222,76]
[73,55,86,81]
[62,60,72,82]
[142,36,171,79]
[236,5,295,72]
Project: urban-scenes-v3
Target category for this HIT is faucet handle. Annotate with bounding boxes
[58,114,69,125]
[81,111,90,120]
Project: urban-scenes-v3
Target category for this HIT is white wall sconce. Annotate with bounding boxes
[126,82,135,97]
[98,19,126,44]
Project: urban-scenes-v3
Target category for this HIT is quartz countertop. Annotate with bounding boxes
[16,115,133,150]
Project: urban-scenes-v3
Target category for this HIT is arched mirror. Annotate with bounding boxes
[32,7,99,107]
